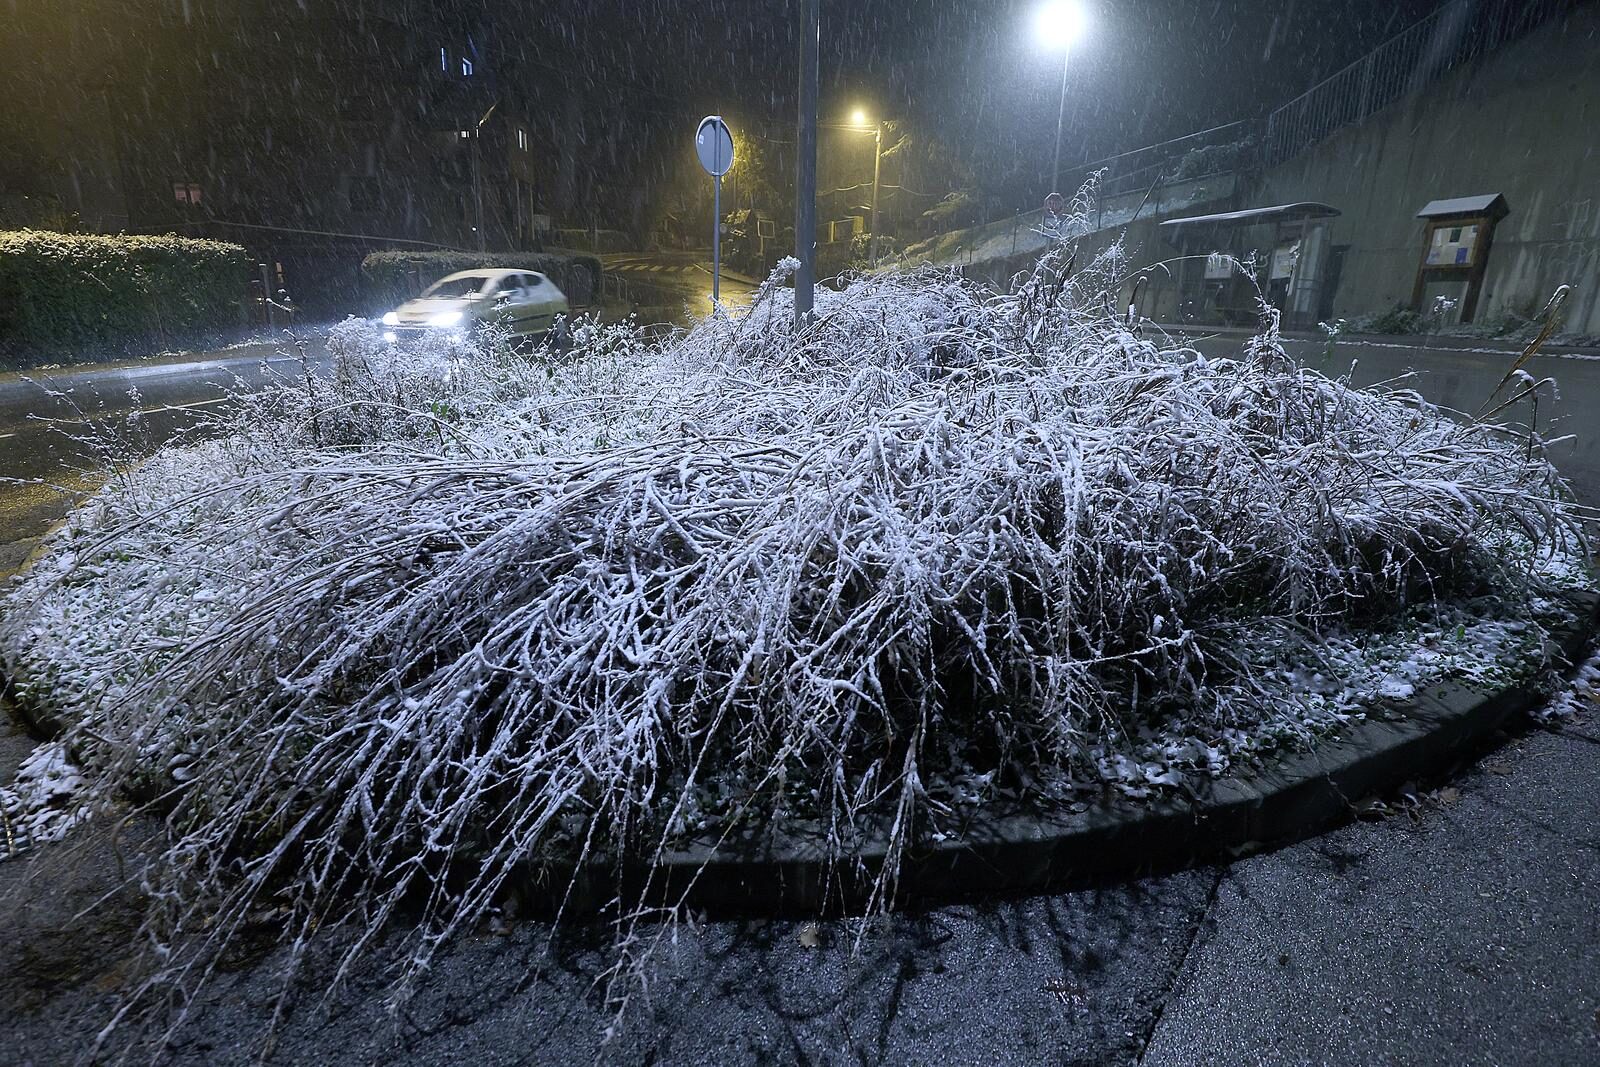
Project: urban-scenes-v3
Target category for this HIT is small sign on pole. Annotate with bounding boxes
[695,115,735,304]
[1042,191,1066,235]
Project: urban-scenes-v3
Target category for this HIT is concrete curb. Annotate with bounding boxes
[3,587,1593,917]
[575,590,1598,917]
[0,660,63,740]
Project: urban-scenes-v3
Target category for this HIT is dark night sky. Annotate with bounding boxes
[495,1,1443,184]
[1,0,1460,233]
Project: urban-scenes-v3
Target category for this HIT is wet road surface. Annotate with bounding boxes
[601,250,760,322]
[0,333,333,573]
[6,716,1597,1066]
[0,257,762,572]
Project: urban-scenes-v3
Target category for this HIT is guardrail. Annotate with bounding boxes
[1057,121,1252,200]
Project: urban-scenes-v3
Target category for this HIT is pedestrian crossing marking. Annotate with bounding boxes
[603,257,699,276]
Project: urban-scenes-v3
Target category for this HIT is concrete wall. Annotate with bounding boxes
[1257,2,1600,335]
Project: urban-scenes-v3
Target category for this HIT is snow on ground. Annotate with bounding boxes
[0,741,87,861]
[1534,645,1600,722]
[892,174,1237,271]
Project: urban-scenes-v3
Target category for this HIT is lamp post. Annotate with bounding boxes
[1034,1,1089,194]
[848,109,883,268]
[472,100,500,254]
[869,122,882,266]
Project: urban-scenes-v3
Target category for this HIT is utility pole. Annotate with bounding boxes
[867,122,882,267]
[472,134,484,253]
[473,100,499,254]
[1051,46,1069,194]
[795,0,819,324]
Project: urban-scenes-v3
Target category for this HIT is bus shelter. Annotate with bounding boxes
[1159,202,1340,329]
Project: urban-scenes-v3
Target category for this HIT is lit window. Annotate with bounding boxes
[173,182,202,205]
[461,57,473,76]
[440,47,447,72]
[459,130,471,139]
[516,127,527,151]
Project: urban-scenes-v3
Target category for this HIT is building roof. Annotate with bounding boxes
[1416,193,1508,218]
[1159,202,1341,228]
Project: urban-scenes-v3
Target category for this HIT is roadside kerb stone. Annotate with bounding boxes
[585,590,1600,916]
[2,590,1594,920]
[0,659,66,740]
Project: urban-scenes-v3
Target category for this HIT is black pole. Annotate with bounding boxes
[795,0,819,324]
[1052,47,1069,195]
[473,131,485,253]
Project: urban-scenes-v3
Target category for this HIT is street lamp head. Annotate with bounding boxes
[851,107,870,127]
[1035,0,1089,51]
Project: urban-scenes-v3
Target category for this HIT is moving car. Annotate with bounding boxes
[381,268,569,342]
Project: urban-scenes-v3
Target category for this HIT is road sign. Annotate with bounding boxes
[696,116,735,304]
[696,116,734,177]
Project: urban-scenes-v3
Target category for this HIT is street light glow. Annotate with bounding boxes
[1035,0,1089,51]
[851,107,869,127]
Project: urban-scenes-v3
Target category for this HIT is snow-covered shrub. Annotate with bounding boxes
[0,741,88,860]
[0,229,251,366]
[1350,303,1431,336]
[227,317,562,449]
[0,242,1587,1053]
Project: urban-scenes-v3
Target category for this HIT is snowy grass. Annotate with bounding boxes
[0,741,89,861]
[0,239,1589,1055]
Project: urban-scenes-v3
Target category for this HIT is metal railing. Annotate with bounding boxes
[1058,121,1253,200]
[1263,0,1568,168]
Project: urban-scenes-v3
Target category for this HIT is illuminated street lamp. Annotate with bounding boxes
[821,110,885,267]
[852,109,883,268]
[1034,0,1089,194]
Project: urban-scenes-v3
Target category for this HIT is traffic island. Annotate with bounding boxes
[0,246,1593,1058]
[544,589,1597,917]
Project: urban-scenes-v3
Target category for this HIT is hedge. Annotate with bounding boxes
[0,230,251,365]
[360,250,603,314]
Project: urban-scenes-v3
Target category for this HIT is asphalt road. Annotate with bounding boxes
[0,256,757,572]
[0,332,333,574]
[601,250,759,321]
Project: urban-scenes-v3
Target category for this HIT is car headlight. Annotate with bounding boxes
[429,311,463,328]
[382,311,399,326]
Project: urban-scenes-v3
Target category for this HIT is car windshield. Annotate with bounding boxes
[421,276,490,299]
